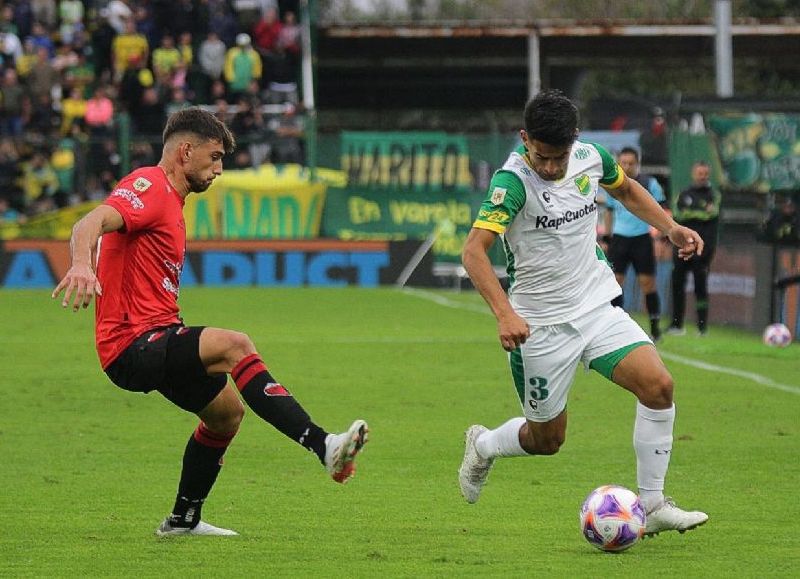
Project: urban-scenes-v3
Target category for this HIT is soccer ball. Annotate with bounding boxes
[580,485,646,552]
[762,323,792,348]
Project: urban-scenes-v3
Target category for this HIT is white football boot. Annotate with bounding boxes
[644,497,708,536]
[155,519,239,537]
[458,425,495,504]
[324,419,369,484]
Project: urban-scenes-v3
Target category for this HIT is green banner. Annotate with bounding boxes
[322,187,481,262]
[341,131,473,192]
[332,132,482,262]
[708,114,800,192]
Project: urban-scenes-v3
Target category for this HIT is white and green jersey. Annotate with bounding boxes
[473,141,624,325]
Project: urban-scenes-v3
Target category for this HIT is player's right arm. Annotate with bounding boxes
[462,228,530,352]
[52,204,125,312]
[462,170,530,352]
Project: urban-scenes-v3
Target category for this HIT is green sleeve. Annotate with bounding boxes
[588,143,623,187]
[472,170,527,233]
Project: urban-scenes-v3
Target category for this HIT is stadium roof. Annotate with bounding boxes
[315,19,800,112]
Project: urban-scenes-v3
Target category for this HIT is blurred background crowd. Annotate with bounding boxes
[0,0,305,221]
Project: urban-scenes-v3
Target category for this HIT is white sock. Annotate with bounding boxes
[476,417,528,459]
[634,401,675,512]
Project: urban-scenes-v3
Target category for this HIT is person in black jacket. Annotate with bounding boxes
[667,161,721,336]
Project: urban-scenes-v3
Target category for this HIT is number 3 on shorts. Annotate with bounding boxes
[529,376,549,401]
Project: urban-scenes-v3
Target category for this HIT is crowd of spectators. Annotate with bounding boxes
[0,0,304,222]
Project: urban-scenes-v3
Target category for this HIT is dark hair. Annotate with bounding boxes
[163,107,236,155]
[523,89,578,147]
[618,146,640,161]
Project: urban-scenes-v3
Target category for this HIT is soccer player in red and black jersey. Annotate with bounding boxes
[52,108,368,536]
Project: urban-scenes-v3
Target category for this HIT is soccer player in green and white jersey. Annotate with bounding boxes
[458,90,708,537]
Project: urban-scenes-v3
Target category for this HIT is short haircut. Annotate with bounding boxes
[618,146,640,162]
[163,107,236,155]
[523,89,578,147]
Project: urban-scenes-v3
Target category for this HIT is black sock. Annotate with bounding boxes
[170,424,236,528]
[645,292,661,337]
[232,354,328,463]
[697,299,709,331]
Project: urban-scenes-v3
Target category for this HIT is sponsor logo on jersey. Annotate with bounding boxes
[132,177,152,192]
[574,147,590,160]
[534,202,597,230]
[111,188,144,209]
[264,382,291,396]
[490,186,507,205]
[478,208,510,224]
[162,277,180,296]
[574,174,592,195]
[542,192,552,204]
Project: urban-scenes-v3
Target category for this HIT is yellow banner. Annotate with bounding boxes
[185,165,335,239]
[0,165,343,241]
[0,201,100,240]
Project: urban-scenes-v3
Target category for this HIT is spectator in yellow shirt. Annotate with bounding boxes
[112,18,149,81]
[60,86,87,135]
[152,34,182,78]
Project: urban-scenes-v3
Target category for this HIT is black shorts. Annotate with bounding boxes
[105,325,228,414]
[608,233,656,276]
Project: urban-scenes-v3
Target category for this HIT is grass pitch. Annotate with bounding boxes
[1,287,798,577]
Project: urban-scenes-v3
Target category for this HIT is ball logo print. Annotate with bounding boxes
[580,485,646,552]
[762,323,792,348]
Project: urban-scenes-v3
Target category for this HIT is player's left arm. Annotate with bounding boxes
[605,175,703,259]
[590,142,703,260]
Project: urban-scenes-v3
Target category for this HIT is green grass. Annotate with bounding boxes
[1,287,799,577]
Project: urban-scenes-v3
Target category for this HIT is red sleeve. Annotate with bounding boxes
[104,173,164,233]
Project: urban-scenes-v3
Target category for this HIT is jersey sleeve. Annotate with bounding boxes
[104,174,163,233]
[589,143,624,189]
[472,170,527,234]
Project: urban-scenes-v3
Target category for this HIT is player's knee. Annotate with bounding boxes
[641,372,674,408]
[207,400,245,434]
[226,330,257,361]
[521,428,564,455]
[535,434,565,455]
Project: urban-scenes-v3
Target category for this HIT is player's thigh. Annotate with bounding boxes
[580,304,651,379]
[104,325,180,394]
[160,326,230,413]
[510,323,583,423]
[612,345,673,408]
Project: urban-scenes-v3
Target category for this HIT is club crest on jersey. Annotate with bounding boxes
[133,177,152,192]
[574,174,592,195]
[490,186,507,205]
[264,382,291,396]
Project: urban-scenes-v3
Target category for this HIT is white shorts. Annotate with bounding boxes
[508,303,651,423]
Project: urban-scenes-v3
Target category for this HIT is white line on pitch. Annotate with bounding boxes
[400,287,800,396]
[658,351,800,395]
